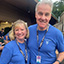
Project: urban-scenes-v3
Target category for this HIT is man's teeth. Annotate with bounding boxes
[40,20,46,23]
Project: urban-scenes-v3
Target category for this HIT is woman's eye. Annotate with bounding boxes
[15,29,19,31]
[21,29,24,31]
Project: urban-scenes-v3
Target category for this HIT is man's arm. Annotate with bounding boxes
[53,52,64,64]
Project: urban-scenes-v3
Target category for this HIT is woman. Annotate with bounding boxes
[0,19,30,64]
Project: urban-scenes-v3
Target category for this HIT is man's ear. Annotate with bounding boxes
[50,14,52,19]
[35,12,37,18]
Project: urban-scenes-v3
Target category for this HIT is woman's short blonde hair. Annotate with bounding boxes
[9,19,29,40]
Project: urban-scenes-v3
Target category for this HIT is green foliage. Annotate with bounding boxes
[52,0,64,18]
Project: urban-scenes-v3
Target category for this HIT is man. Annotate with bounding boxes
[28,0,64,64]
[4,32,10,44]
[0,28,4,39]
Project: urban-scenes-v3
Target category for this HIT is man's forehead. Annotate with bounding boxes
[36,5,51,13]
[37,4,51,10]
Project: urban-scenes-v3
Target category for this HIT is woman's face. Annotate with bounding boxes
[14,24,27,42]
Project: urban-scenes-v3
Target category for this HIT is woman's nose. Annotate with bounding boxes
[18,30,22,33]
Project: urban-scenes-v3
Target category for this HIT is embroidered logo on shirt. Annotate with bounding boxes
[46,41,49,44]
[45,39,51,45]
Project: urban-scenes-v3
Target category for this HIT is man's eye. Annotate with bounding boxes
[38,12,43,16]
[45,13,49,16]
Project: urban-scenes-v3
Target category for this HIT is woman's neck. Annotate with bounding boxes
[16,39,25,43]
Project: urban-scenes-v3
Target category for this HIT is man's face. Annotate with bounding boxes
[2,30,4,32]
[35,4,51,30]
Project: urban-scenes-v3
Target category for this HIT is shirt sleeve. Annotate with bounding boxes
[0,46,12,64]
[56,32,64,53]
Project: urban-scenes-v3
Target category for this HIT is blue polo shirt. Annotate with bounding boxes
[0,40,30,64]
[28,24,64,64]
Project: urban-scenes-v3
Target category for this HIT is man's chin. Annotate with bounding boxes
[40,26,45,28]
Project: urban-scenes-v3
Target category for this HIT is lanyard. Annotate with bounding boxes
[37,24,49,52]
[16,40,28,63]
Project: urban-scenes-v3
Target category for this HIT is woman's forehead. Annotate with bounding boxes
[14,23,26,29]
[15,23,25,27]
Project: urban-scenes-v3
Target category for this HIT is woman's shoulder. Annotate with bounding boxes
[4,40,16,49]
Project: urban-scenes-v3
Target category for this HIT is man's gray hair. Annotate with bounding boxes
[35,0,53,12]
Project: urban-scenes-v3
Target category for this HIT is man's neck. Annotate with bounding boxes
[37,24,49,31]
[38,26,47,31]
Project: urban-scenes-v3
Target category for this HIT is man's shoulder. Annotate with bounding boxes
[49,24,63,35]
[28,24,37,29]
[50,25,61,32]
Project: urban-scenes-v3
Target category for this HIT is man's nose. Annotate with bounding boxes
[41,15,46,20]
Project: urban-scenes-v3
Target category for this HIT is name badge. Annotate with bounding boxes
[36,56,41,63]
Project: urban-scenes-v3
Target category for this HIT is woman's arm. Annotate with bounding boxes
[0,46,12,64]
